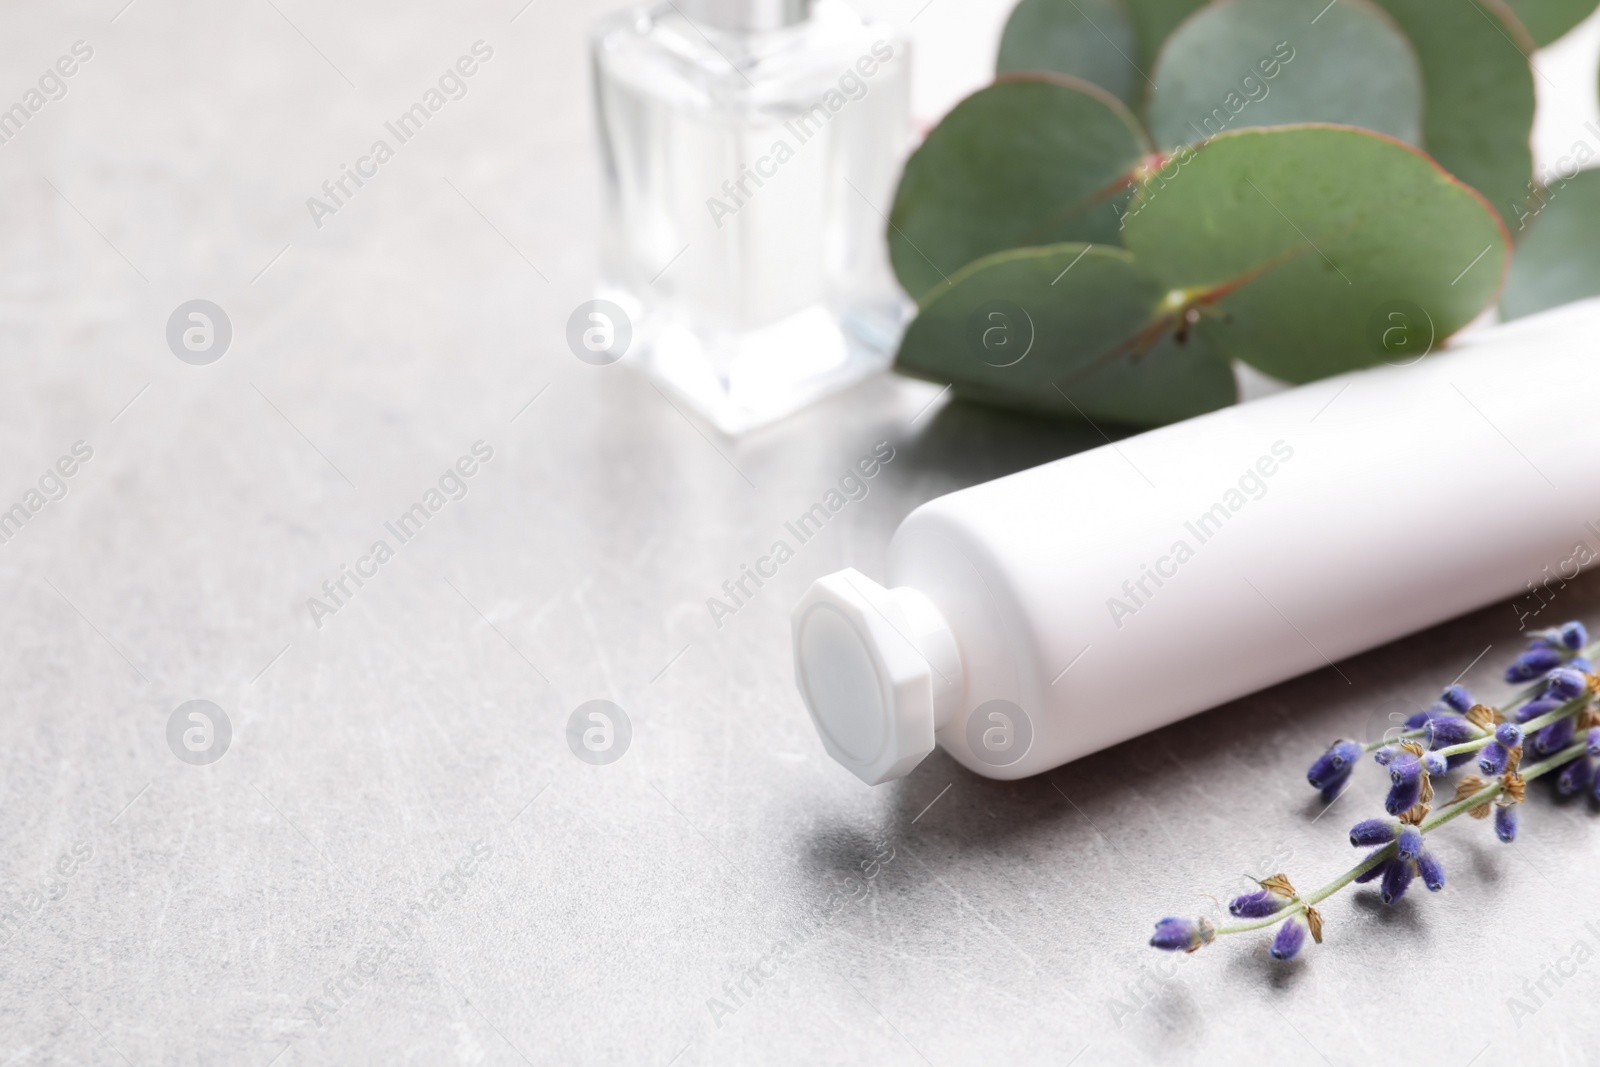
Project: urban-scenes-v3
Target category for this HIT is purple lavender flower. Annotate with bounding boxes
[1402,685,1478,731]
[1534,716,1576,755]
[1556,755,1594,796]
[1507,645,1564,681]
[1227,889,1283,919]
[1367,845,1444,903]
[1528,625,1575,649]
[1516,697,1562,724]
[1560,621,1588,651]
[1479,723,1523,775]
[1380,857,1416,903]
[1150,917,1210,952]
[1494,803,1518,843]
[1396,825,1424,861]
[1404,685,1476,729]
[1349,818,1398,846]
[1588,726,1600,758]
[1545,668,1589,702]
[1424,715,1484,768]
[1425,715,1480,749]
[1269,917,1306,961]
[1478,745,1510,776]
[1416,851,1445,891]
[1374,744,1400,766]
[1509,623,1589,682]
[1386,753,1425,815]
[1307,739,1363,801]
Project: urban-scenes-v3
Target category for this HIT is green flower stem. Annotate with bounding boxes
[1211,739,1591,938]
[1432,695,1589,759]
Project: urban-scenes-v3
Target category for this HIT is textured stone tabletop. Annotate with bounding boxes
[4,1,1600,1065]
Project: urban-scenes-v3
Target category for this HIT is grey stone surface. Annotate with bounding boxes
[3,2,1599,1064]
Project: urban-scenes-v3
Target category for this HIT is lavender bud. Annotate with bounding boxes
[1269,917,1306,961]
[1374,744,1400,766]
[1228,889,1282,919]
[1354,850,1390,883]
[1479,741,1512,775]
[1516,697,1562,724]
[1480,724,1523,774]
[1150,917,1204,951]
[1380,857,1415,904]
[1349,818,1398,847]
[1545,668,1589,702]
[1507,646,1564,681]
[1386,754,1424,815]
[1389,752,1421,783]
[1535,716,1576,755]
[1417,851,1445,892]
[1560,621,1588,651]
[1307,739,1363,798]
[1386,777,1423,816]
[1425,715,1481,749]
[1440,685,1474,713]
[1571,656,1593,674]
[1424,751,1449,775]
[1396,825,1424,861]
[1402,710,1431,730]
[1494,804,1518,843]
[1556,755,1595,797]
[1588,726,1600,758]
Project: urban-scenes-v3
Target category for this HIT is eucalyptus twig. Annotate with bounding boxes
[1150,621,1600,961]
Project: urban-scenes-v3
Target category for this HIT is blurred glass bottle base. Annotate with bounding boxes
[591,0,911,434]
[609,291,905,433]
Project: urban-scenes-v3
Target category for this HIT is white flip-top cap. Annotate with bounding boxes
[791,569,963,785]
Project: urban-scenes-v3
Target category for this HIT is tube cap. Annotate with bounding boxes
[791,569,961,785]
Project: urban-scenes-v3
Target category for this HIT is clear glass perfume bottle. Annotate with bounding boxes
[590,0,911,434]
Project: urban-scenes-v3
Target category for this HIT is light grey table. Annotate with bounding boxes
[4,2,1599,1064]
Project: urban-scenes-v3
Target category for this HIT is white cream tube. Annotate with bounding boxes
[792,298,1600,785]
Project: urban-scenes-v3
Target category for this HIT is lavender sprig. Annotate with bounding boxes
[1149,621,1599,961]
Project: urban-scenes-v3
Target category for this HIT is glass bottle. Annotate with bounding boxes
[590,0,911,434]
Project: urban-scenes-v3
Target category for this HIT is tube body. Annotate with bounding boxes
[891,301,1600,779]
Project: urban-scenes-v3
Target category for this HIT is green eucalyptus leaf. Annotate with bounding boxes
[1122,126,1508,382]
[1501,168,1600,319]
[894,244,1236,426]
[1146,0,1424,149]
[1502,0,1599,46]
[1122,0,1206,68]
[1370,0,1536,233]
[997,0,1142,107]
[887,77,1151,301]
